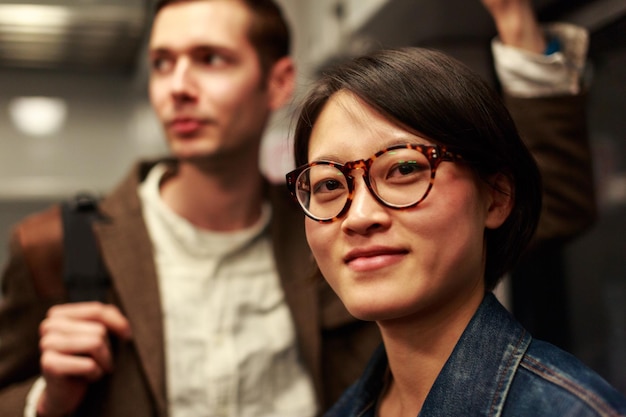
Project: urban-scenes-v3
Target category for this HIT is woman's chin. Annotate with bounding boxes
[344,300,406,322]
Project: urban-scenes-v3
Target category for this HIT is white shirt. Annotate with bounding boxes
[492,23,589,97]
[139,163,317,417]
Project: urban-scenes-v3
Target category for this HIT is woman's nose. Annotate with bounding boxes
[341,174,391,235]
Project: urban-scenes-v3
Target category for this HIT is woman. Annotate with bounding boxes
[286,47,626,416]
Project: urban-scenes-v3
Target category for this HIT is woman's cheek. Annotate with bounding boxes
[305,220,336,278]
[305,220,324,259]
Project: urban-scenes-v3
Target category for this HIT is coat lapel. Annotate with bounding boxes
[268,184,323,401]
[94,161,167,416]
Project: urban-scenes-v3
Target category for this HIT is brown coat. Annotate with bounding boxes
[0,93,595,416]
[505,93,596,248]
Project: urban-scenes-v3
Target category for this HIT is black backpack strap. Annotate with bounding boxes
[61,193,110,303]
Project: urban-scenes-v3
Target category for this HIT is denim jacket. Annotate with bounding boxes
[324,293,626,417]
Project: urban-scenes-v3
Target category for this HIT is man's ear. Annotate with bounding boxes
[267,56,295,110]
[485,173,514,229]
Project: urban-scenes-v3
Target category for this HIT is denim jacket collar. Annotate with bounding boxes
[335,293,532,417]
[420,293,531,416]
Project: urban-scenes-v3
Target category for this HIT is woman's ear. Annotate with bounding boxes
[485,173,514,229]
[267,56,296,111]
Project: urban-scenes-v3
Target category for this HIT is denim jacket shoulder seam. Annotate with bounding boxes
[488,328,529,417]
[521,355,621,417]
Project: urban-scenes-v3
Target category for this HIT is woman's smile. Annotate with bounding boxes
[343,246,409,272]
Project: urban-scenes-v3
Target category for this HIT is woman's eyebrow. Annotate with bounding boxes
[308,154,345,164]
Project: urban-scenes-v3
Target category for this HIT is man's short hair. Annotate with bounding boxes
[153,0,291,74]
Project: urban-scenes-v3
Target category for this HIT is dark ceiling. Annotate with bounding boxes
[0,0,149,74]
[0,0,623,77]
[353,0,626,49]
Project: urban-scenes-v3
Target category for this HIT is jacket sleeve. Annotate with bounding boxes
[0,206,65,416]
[505,92,597,248]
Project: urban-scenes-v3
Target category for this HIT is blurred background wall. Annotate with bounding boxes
[0,0,624,393]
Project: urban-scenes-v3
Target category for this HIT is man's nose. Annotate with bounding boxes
[170,57,197,98]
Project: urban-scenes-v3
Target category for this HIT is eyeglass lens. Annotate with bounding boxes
[295,147,433,220]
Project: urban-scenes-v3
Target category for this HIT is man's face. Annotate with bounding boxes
[148,0,274,164]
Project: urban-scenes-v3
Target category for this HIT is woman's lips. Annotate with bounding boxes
[344,247,408,272]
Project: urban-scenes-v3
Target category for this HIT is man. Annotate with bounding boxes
[0,0,594,416]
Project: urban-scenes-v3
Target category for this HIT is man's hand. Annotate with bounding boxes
[481,0,546,53]
[37,302,132,417]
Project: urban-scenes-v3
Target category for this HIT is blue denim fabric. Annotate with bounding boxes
[324,293,626,417]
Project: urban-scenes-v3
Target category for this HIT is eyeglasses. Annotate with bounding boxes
[286,143,462,223]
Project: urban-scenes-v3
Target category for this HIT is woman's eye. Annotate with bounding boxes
[382,161,430,187]
[389,161,422,177]
[313,179,344,194]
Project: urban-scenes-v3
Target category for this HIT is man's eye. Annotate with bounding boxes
[151,57,173,73]
[198,52,228,67]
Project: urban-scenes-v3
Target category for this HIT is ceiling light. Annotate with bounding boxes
[8,96,68,137]
[0,4,71,28]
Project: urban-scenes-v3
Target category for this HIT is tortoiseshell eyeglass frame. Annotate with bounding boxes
[285,143,463,223]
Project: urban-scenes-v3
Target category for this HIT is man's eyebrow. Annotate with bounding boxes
[150,44,230,54]
[148,46,171,55]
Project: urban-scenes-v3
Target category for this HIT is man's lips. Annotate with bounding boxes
[167,117,206,135]
[343,247,408,272]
